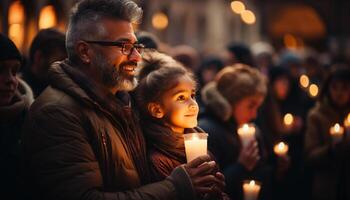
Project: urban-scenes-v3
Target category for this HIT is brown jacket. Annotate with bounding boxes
[305,100,350,200]
[22,60,195,200]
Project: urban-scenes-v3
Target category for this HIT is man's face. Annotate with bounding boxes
[0,59,20,106]
[90,19,142,92]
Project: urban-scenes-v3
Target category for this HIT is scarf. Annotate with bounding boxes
[60,62,151,184]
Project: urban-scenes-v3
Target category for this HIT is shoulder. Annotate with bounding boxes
[149,150,178,179]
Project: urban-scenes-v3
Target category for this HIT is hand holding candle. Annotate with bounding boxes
[183,133,208,163]
[237,123,256,147]
[329,123,344,144]
[243,180,261,200]
[274,142,289,157]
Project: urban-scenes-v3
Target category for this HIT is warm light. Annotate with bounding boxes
[231,1,245,14]
[284,34,297,49]
[237,123,256,147]
[274,142,289,156]
[299,74,310,88]
[283,113,294,126]
[39,5,57,29]
[241,10,256,25]
[8,24,24,48]
[250,180,255,186]
[335,124,340,132]
[345,113,350,127]
[309,84,319,97]
[243,180,261,200]
[152,12,168,30]
[8,1,24,24]
[183,133,208,163]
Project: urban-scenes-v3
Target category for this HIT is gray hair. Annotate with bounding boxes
[66,0,142,63]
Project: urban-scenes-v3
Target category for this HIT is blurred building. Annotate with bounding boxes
[0,0,349,58]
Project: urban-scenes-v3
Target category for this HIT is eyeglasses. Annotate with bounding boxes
[84,40,145,56]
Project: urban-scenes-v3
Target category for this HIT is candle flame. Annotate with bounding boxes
[284,113,294,126]
[299,75,309,88]
[192,135,199,141]
[334,123,340,132]
[249,180,255,186]
[345,113,350,127]
[278,142,285,149]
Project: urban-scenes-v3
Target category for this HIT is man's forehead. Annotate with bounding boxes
[101,18,137,42]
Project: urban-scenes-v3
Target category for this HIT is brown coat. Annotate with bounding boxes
[305,100,350,200]
[22,60,196,200]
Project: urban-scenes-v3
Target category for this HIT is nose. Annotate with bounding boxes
[189,99,199,111]
[128,48,142,63]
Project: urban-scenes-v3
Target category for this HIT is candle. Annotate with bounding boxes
[329,123,345,143]
[283,113,294,127]
[237,123,256,147]
[344,113,350,137]
[243,180,261,200]
[274,142,289,157]
[183,133,208,163]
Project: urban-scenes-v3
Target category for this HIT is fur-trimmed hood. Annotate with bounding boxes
[201,81,232,121]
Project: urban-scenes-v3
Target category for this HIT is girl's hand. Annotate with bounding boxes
[238,140,260,171]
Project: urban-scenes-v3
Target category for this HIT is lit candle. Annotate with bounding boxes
[237,123,256,147]
[274,142,289,157]
[183,133,208,163]
[243,180,261,200]
[283,113,294,127]
[329,123,345,143]
[344,113,350,137]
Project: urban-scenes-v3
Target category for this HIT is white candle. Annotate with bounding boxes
[243,180,261,200]
[344,113,350,137]
[183,133,208,163]
[283,113,294,127]
[237,123,256,147]
[329,123,345,143]
[274,142,289,157]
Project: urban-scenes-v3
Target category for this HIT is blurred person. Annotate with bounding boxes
[251,41,275,76]
[305,65,350,200]
[197,56,224,88]
[0,33,34,198]
[21,28,66,97]
[226,42,254,67]
[21,0,222,200]
[136,31,159,50]
[134,51,228,199]
[171,45,200,72]
[199,64,274,200]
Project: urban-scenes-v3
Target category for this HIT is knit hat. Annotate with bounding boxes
[0,33,22,63]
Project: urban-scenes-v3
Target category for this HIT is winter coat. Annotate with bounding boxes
[21,60,196,200]
[0,78,33,198]
[305,98,350,200]
[199,82,272,200]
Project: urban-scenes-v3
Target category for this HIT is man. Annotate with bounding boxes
[22,0,224,200]
[21,28,66,97]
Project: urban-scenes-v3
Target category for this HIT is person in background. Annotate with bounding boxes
[305,65,350,200]
[21,28,66,97]
[0,33,34,199]
[21,0,222,199]
[199,64,273,200]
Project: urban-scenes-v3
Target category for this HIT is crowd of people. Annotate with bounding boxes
[0,0,349,200]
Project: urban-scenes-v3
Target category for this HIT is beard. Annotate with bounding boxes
[92,52,138,91]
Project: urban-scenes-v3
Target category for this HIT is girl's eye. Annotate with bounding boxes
[191,93,196,99]
[177,95,186,101]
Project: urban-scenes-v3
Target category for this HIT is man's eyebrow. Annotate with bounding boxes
[115,38,138,43]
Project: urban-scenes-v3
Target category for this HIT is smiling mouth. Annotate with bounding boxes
[122,65,137,74]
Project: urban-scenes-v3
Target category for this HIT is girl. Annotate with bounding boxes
[134,51,227,199]
[305,65,350,200]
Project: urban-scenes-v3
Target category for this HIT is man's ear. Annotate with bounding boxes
[76,41,91,64]
[148,102,164,118]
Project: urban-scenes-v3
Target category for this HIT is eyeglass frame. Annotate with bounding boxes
[83,40,145,56]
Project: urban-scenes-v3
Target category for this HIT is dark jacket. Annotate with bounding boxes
[21,60,196,200]
[199,82,272,200]
[305,98,350,200]
[0,78,33,198]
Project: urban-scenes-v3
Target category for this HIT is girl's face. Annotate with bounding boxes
[154,75,199,133]
[232,94,265,126]
[329,80,350,107]
[0,59,20,106]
